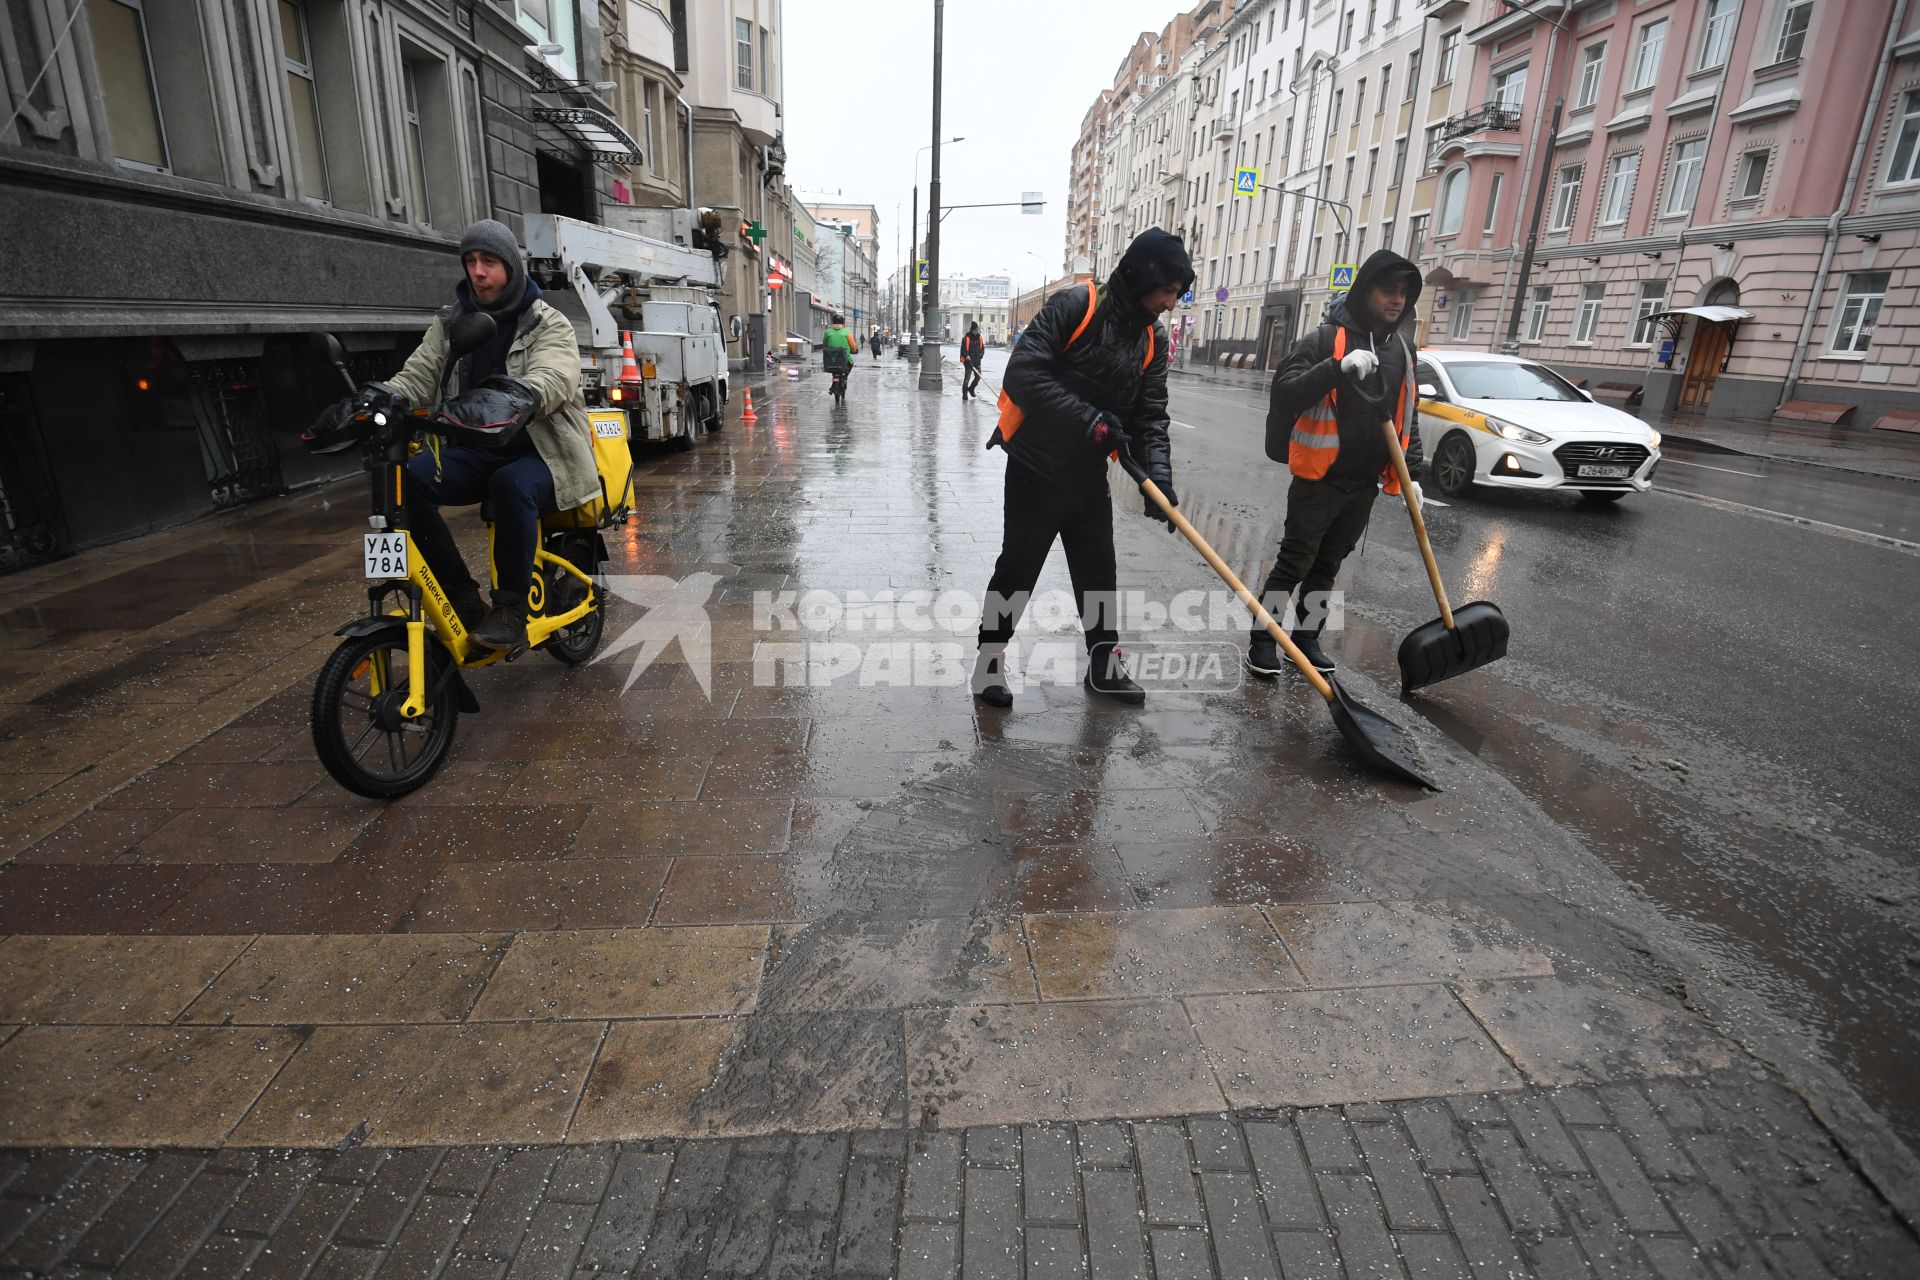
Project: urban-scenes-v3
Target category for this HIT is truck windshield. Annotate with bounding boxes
[1444,361,1586,402]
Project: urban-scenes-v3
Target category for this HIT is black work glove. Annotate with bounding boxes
[1143,476,1178,530]
[352,380,409,417]
[1087,411,1130,453]
[431,375,540,446]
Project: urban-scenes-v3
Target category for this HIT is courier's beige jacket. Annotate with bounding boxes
[385,300,600,512]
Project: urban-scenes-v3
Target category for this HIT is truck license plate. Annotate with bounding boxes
[1576,464,1631,479]
[363,532,410,580]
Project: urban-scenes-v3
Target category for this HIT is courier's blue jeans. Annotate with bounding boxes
[405,446,556,607]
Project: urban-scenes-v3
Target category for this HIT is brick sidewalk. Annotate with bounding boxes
[3,1071,1914,1279]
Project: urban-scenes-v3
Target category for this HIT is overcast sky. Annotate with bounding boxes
[783,0,1191,292]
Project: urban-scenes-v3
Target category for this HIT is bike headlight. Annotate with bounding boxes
[1486,416,1551,445]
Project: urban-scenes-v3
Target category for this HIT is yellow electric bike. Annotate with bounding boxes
[304,319,632,798]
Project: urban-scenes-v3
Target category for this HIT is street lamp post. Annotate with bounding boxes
[912,135,963,346]
[919,0,946,391]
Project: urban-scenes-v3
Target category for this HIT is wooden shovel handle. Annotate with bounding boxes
[1124,462,1337,702]
[1380,413,1455,629]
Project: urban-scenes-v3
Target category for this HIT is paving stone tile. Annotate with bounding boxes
[428,1148,503,1196]
[1458,978,1738,1088]
[399,858,673,932]
[222,1152,325,1237]
[757,916,1036,1011]
[233,1022,601,1147]
[1265,899,1553,987]
[1597,1083,1699,1181]
[100,762,322,810]
[1427,1176,1525,1274]
[1244,1119,1323,1228]
[631,1205,715,1278]
[308,1243,385,1279]
[1026,906,1300,999]
[1081,1167,1149,1280]
[704,1153,787,1276]
[659,1141,732,1210]
[962,1165,1022,1280]
[503,1199,594,1279]
[469,925,767,1019]
[899,1221,960,1280]
[1396,1230,1473,1280]
[334,1148,442,1247]
[1635,1235,1714,1280]
[377,1193,469,1279]
[785,1132,849,1216]
[688,1010,906,1136]
[0,934,249,1024]
[181,1230,267,1279]
[1078,1121,1133,1169]
[569,1017,735,1140]
[184,933,508,1025]
[437,1255,508,1280]
[1008,843,1136,912]
[967,1126,1021,1167]
[1270,1230,1344,1280]
[1400,1100,1479,1174]
[545,1146,615,1205]
[577,1149,672,1273]
[1466,1126,1562,1234]
[1190,986,1518,1108]
[904,1131,964,1221]
[1148,1227,1215,1280]
[1200,1169,1279,1280]
[906,1000,1222,1126]
[240,1177,361,1278]
[1551,1177,1654,1279]
[0,1152,142,1273]
[9,810,178,867]
[1296,1108,1364,1171]
[833,1155,901,1276]
[1549,1086,1610,1128]
[346,804,591,864]
[456,1148,558,1257]
[1185,1117,1250,1170]
[1572,1129,1678,1232]
[851,1128,910,1159]
[133,805,380,865]
[0,1026,298,1146]
[994,788,1211,846]
[1502,1093,1590,1176]
[0,1150,93,1201]
[1318,1171,1407,1279]
[1025,1224,1089,1280]
[1135,1122,1202,1226]
[1021,1125,1080,1224]
[567,798,796,858]
[1641,1077,1711,1133]
[650,855,802,924]
[1354,1119,1447,1230]
[0,865,211,933]
[151,863,432,934]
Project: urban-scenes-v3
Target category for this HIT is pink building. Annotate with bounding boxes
[1420,0,1920,423]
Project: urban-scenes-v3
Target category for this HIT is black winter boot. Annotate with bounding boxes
[474,594,529,650]
[1246,631,1283,679]
[1291,629,1336,674]
[1084,643,1145,704]
[972,646,1013,708]
[449,581,486,632]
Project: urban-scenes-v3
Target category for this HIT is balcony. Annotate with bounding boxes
[1437,101,1524,143]
[1210,118,1234,143]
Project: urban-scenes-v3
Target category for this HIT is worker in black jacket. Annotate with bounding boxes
[973,227,1194,708]
[1252,248,1425,678]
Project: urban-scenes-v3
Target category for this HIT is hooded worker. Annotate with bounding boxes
[972,227,1194,708]
[1250,247,1426,678]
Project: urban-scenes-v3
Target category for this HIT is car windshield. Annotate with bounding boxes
[1443,360,1586,402]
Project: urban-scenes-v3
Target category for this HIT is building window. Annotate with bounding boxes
[1380,219,1394,255]
[1450,290,1475,341]
[1364,148,1377,195]
[1391,137,1407,188]
[1483,172,1503,235]
[1597,151,1639,225]
[402,59,430,225]
[1436,168,1467,236]
[1525,286,1552,342]
[643,81,658,175]
[514,0,576,80]
[1698,0,1736,69]
[1408,213,1427,261]
[736,17,754,90]
[277,0,328,201]
[1406,49,1421,99]
[1379,66,1391,111]
[1888,91,1920,185]
[1630,281,1667,346]
[87,0,169,171]
[1736,150,1768,200]
[1665,138,1706,216]
[1575,42,1605,110]
[1491,64,1527,111]
[1574,283,1605,344]
[1308,235,1322,274]
[1775,1,1813,63]
[1629,19,1667,92]
[1829,271,1889,355]
[761,27,771,98]
[1550,163,1583,232]
[1355,79,1366,120]
[1436,28,1460,84]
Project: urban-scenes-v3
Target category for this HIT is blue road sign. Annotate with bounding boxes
[1328,263,1357,292]
[1233,167,1260,197]
[1215,286,1230,303]
[1180,289,1193,304]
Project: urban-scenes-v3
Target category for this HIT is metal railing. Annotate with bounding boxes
[1437,101,1524,142]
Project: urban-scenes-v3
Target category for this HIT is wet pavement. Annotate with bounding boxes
[0,351,1916,1276]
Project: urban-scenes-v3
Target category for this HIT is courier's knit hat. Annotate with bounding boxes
[457,219,528,314]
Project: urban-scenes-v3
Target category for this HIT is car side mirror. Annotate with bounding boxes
[1418,382,1440,399]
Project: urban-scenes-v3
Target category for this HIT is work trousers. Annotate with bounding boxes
[405,446,557,608]
[978,462,1118,651]
[963,361,982,397]
[1253,476,1378,637]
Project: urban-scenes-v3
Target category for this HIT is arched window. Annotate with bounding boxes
[1436,167,1468,236]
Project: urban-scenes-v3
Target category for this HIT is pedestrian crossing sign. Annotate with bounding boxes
[916,259,930,284]
[1233,167,1260,197]
[1328,263,1357,292]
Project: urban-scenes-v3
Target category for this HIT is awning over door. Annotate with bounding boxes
[529,106,644,166]
[1644,306,1753,325]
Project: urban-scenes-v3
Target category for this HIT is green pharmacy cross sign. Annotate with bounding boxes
[745,221,769,246]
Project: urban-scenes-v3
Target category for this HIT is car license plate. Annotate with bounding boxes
[363,532,409,580]
[1576,464,1631,479]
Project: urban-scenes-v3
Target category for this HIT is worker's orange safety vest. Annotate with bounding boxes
[992,284,1154,447]
[1289,327,1414,495]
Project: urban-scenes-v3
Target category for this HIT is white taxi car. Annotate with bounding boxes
[1413,351,1662,503]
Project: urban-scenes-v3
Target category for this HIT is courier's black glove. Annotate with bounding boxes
[352,381,409,417]
[1143,477,1178,530]
[429,375,540,446]
[1087,411,1130,453]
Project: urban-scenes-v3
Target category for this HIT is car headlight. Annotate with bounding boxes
[1648,431,1662,450]
[1485,416,1552,445]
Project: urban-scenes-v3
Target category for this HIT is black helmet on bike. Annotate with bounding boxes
[428,374,541,447]
[831,313,844,325]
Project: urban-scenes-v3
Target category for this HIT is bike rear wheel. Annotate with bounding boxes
[543,535,606,666]
[311,632,459,799]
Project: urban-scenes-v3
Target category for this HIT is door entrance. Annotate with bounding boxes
[1680,321,1729,409]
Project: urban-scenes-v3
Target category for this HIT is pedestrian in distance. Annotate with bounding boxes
[821,312,858,381]
[972,227,1194,709]
[870,326,884,359]
[1250,248,1426,679]
[960,322,985,399]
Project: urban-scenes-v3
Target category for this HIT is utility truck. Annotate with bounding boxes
[524,212,735,452]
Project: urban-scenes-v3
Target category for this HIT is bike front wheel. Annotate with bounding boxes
[311,631,460,799]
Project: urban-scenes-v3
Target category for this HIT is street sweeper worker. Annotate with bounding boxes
[972,227,1194,708]
[1250,248,1425,678]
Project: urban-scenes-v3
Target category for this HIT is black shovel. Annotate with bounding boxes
[1116,454,1438,791]
[1378,415,1509,693]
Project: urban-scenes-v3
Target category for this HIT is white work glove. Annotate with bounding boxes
[1407,480,1425,507]
[1340,348,1379,381]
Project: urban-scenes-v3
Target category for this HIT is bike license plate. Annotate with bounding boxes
[590,410,626,440]
[1576,464,1631,479]
[363,532,410,580]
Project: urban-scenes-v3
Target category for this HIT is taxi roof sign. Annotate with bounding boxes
[1328,263,1357,292]
[1233,166,1260,197]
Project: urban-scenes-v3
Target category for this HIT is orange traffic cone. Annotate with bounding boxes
[617,331,642,383]
[740,387,757,422]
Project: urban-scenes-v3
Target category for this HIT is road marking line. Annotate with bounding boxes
[1662,458,1766,479]
[1172,420,1200,430]
[1656,488,1920,554]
